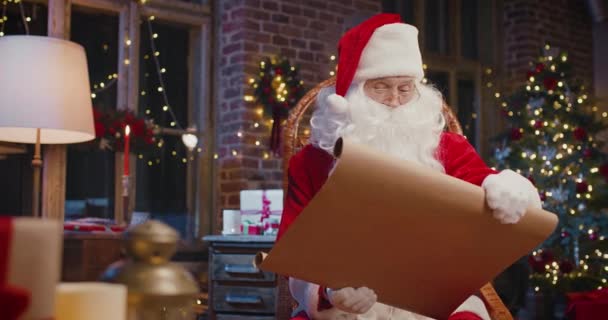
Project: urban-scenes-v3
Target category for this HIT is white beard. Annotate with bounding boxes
[310,81,446,172]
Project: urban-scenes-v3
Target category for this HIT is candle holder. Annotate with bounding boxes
[122,174,131,225]
[101,220,198,320]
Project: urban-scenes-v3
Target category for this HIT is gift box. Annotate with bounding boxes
[241,223,262,235]
[240,189,283,235]
[64,217,126,233]
[567,288,608,319]
[1,216,62,320]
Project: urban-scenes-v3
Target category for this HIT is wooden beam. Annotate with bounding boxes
[146,0,210,16]
[114,2,138,225]
[71,0,126,13]
[140,4,209,26]
[195,20,214,238]
[0,142,26,155]
[42,0,71,221]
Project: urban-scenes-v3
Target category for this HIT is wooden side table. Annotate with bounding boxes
[203,235,276,320]
[62,232,123,281]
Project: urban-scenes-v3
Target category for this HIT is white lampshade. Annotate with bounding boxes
[0,35,95,144]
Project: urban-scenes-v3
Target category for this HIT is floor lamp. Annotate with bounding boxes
[0,36,95,217]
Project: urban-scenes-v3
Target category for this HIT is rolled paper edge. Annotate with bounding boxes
[254,251,268,269]
[333,137,343,158]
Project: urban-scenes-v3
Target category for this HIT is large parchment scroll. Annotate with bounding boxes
[259,138,558,319]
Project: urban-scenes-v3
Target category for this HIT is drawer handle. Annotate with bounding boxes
[225,294,263,305]
[224,264,260,274]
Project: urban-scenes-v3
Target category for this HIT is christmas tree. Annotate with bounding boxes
[490,44,608,294]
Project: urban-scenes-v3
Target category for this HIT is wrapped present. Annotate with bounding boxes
[240,189,283,233]
[567,288,608,319]
[263,216,281,236]
[64,218,126,233]
[241,222,262,235]
[1,216,62,320]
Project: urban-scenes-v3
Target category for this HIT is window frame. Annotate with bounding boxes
[404,0,499,152]
[37,0,213,238]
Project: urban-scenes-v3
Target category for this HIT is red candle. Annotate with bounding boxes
[124,125,130,176]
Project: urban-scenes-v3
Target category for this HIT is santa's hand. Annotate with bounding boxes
[327,287,377,314]
[482,169,542,224]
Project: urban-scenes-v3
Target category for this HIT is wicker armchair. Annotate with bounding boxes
[277,77,513,320]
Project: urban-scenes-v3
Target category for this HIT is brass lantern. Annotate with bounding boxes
[102,220,199,320]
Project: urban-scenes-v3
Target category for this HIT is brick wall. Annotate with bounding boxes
[502,0,593,92]
[215,0,381,230]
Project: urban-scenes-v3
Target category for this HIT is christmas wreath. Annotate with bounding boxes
[91,107,158,153]
[251,57,305,154]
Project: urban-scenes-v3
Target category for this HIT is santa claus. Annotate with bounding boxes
[277,14,541,320]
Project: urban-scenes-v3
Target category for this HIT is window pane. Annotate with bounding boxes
[136,21,190,236]
[1,1,47,36]
[65,7,118,220]
[457,79,477,147]
[426,70,450,101]
[383,0,415,25]
[461,0,479,60]
[425,0,449,54]
[0,2,47,216]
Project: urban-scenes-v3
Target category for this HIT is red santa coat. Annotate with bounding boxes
[277,132,498,320]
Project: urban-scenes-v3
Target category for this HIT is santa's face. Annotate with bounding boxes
[363,76,417,108]
[310,77,447,172]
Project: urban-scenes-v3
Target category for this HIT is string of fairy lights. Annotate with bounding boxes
[0,0,32,37]
[89,1,201,167]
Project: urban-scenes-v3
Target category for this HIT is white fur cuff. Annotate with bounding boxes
[482,169,541,224]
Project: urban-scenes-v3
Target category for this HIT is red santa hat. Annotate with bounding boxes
[335,13,424,97]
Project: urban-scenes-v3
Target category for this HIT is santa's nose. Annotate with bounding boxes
[384,91,401,108]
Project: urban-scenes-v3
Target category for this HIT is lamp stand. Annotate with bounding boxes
[32,128,42,217]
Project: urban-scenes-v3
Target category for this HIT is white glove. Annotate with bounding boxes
[326,287,377,314]
[482,169,542,224]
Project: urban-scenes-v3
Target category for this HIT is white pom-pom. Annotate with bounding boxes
[326,93,349,114]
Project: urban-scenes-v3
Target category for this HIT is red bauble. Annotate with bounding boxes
[543,77,558,91]
[576,181,589,193]
[510,128,523,141]
[561,231,570,238]
[539,192,547,201]
[534,120,544,129]
[573,127,587,141]
[528,255,546,273]
[583,148,594,159]
[500,109,509,117]
[540,250,554,264]
[528,250,554,273]
[526,71,535,80]
[527,175,536,185]
[559,260,574,274]
[535,63,545,73]
[600,164,608,180]
[589,232,598,241]
[275,68,283,76]
[263,87,271,94]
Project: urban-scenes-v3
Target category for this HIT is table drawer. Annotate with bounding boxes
[213,284,276,314]
[212,253,275,282]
